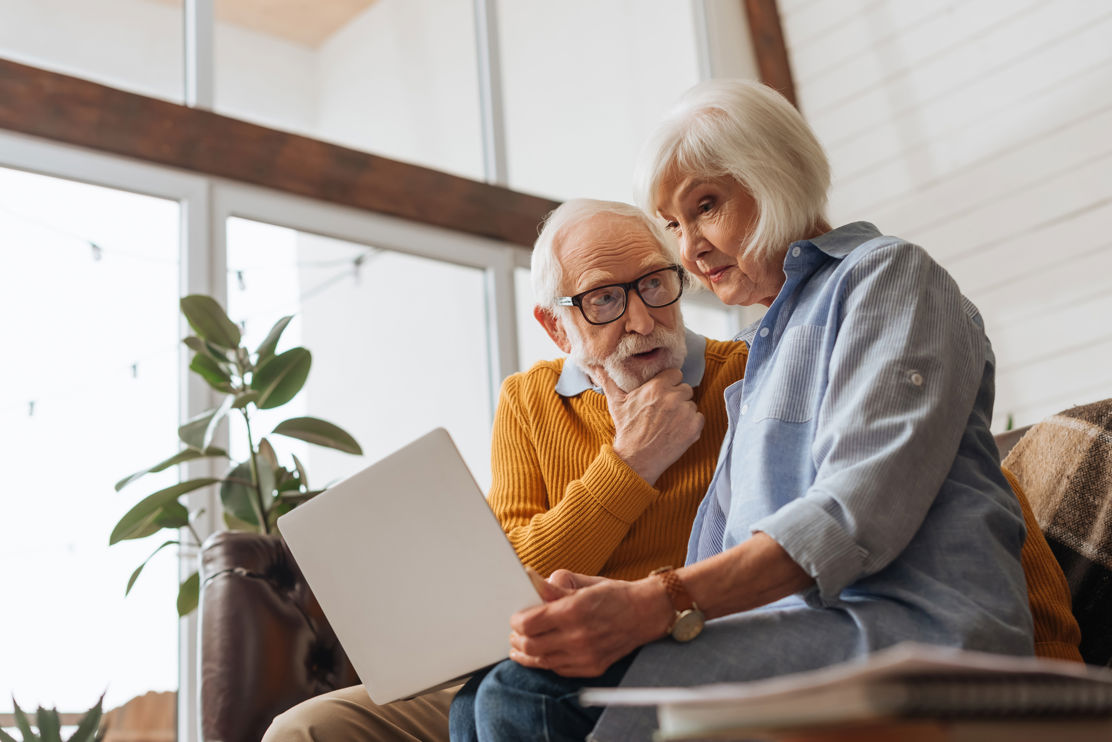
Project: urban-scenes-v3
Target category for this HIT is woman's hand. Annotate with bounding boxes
[508,575,672,677]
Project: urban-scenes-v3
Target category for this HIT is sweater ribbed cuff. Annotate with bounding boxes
[580,445,661,524]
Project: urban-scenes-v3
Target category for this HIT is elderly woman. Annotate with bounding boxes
[453,80,1035,742]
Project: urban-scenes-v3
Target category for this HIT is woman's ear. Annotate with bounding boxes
[534,306,572,354]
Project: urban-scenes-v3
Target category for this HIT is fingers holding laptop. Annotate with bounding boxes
[547,569,606,592]
[507,577,672,678]
[594,366,704,486]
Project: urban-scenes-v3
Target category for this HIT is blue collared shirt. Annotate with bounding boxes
[688,222,1032,646]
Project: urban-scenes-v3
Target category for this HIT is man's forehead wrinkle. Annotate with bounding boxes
[556,215,668,295]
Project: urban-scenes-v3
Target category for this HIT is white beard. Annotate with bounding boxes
[566,322,688,392]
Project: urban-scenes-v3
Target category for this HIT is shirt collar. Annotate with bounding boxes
[555,327,707,397]
[732,222,883,347]
[798,221,882,259]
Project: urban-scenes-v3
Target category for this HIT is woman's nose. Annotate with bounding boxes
[680,223,708,263]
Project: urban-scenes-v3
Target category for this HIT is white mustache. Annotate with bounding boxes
[612,328,671,360]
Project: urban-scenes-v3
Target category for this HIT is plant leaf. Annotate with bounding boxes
[276,468,300,492]
[12,700,34,740]
[184,335,234,362]
[223,510,257,531]
[255,315,293,365]
[257,437,279,470]
[177,571,200,617]
[257,459,276,503]
[292,452,309,490]
[267,499,294,530]
[232,390,260,409]
[115,447,228,492]
[189,353,233,391]
[110,478,220,544]
[154,501,190,529]
[178,408,217,450]
[251,348,311,409]
[0,725,16,742]
[201,394,235,451]
[36,706,62,742]
[181,294,241,349]
[272,416,362,455]
[126,539,180,596]
[67,694,105,742]
[220,462,259,527]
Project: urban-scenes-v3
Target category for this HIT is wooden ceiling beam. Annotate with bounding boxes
[743,0,797,108]
[0,58,557,249]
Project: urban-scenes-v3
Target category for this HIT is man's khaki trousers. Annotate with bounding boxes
[262,684,459,742]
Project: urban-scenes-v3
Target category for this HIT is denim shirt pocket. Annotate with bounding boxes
[752,324,825,423]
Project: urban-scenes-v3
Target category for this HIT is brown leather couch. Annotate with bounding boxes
[199,531,358,742]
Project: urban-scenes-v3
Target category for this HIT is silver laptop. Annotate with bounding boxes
[277,427,542,703]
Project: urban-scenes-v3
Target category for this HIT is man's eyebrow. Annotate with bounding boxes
[573,263,672,293]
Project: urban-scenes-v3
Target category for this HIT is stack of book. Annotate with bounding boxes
[580,643,1112,741]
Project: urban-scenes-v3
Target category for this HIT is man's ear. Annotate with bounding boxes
[534,306,572,354]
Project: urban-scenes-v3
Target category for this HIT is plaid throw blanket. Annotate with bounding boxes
[1003,398,1112,666]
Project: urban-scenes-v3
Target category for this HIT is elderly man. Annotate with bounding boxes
[262,198,750,741]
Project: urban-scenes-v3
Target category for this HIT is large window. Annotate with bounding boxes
[0,166,181,712]
[225,217,495,488]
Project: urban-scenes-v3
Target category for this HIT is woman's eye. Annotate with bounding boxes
[664,221,679,232]
[698,199,713,213]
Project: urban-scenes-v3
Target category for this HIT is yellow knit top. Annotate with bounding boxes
[488,338,749,582]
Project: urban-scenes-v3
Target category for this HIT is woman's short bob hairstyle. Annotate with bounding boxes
[531,198,685,310]
[634,79,831,262]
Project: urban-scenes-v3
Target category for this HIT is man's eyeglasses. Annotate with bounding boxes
[555,265,685,325]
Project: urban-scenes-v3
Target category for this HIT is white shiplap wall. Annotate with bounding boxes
[779,0,1112,430]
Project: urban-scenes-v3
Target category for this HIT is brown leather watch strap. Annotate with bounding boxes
[650,566,695,612]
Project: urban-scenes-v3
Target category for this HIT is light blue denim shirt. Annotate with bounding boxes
[590,223,1034,741]
[688,222,1033,641]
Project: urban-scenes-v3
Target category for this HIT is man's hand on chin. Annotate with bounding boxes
[594,366,704,486]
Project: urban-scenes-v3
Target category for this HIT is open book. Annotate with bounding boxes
[579,642,1112,740]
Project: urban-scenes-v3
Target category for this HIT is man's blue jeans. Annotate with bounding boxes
[449,653,636,742]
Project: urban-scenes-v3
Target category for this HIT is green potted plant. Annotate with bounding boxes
[1,697,103,742]
[109,294,362,616]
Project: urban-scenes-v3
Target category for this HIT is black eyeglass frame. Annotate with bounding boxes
[555,265,686,325]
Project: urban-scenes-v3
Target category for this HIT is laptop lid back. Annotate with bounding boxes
[277,427,540,703]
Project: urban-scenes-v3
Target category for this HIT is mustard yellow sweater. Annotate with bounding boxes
[488,338,748,582]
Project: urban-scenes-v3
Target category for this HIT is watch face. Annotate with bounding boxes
[672,609,705,642]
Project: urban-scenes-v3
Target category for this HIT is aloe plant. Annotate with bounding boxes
[109,295,363,616]
[1,696,103,742]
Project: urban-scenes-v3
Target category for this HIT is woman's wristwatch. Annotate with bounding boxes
[650,566,705,642]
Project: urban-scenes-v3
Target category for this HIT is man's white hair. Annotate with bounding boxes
[633,79,831,261]
[530,198,682,309]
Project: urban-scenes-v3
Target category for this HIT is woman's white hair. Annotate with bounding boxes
[531,198,684,309]
[633,79,831,261]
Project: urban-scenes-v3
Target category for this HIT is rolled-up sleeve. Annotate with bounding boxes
[752,242,986,602]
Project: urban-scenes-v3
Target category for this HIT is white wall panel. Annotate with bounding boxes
[783,0,1112,430]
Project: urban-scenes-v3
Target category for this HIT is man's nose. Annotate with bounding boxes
[624,292,655,335]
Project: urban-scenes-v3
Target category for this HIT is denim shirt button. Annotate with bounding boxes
[759,327,770,338]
